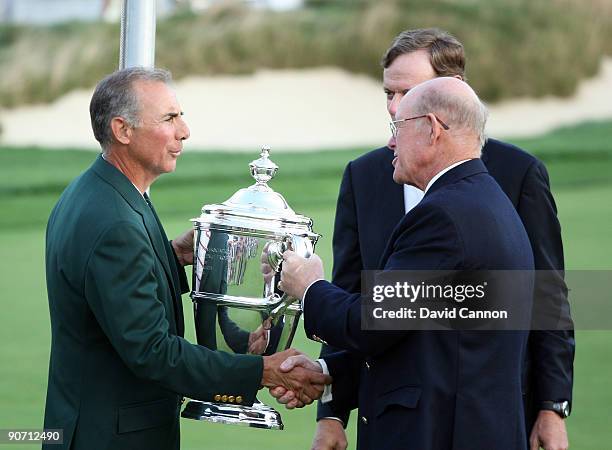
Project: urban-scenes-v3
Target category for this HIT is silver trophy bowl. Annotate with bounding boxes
[181,147,319,430]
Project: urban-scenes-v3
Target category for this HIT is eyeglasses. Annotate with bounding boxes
[389,114,450,138]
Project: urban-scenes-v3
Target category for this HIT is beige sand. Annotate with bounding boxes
[1,58,611,152]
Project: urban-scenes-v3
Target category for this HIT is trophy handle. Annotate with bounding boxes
[266,235,313,271]
[267,235,314,321]
[290,234,314,258]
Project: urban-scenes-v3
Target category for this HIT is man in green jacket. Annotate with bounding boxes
[43,67,330,450]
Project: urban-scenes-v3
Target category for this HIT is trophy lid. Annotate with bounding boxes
[194,147,317,236]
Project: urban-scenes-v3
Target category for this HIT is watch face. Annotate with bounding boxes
[560,401,570,417]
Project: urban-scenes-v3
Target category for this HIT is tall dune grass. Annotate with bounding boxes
[0,0,610,107]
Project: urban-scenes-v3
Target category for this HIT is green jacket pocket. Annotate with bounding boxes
[117,397,178,434]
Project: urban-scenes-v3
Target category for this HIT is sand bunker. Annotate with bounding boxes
[1,58,611,151]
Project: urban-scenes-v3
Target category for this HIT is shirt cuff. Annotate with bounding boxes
[301,278,325,309]
[318,416,345,426]
[317,358,333,404]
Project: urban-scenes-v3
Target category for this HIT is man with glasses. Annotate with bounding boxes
[276,77,535,450]
[391,113,450,136]
[313,28,574,450]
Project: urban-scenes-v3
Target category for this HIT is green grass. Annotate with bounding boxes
[1,0,611,107]
[1,121,612,448]
[510,120,612,159]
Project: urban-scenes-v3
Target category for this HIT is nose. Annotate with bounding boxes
[387,134,396,150]
[177,116,190,141]
[387,93,403,118]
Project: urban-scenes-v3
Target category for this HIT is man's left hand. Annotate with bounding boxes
[172,229,194,267]
[529,410,569,450]
[279,250,324,300]
[248,318,272,355]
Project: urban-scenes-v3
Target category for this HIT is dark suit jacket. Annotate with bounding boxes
[306,159,534,450]
[318,139,575,429]
[43,156,263,450]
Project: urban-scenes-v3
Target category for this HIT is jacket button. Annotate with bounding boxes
[365,361,370,369]
[361,416,368,425]
[236,396,243,404]
[228,396,235,403]
[312,334,328,344]
[214,394,221,402]
[221,395,228,402]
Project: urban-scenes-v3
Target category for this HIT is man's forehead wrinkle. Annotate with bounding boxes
[383,74,414,93]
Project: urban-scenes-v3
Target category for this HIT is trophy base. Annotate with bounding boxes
[181,399,284,430]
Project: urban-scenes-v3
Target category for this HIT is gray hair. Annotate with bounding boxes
[89,67,172,150]
[412,86,489,150]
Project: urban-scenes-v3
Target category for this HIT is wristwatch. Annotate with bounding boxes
[540,400,570,418]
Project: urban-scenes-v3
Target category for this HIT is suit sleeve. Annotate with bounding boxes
[518,161,575,406]
[316,162,362,423]
[320,350,362,416]
[84,222,263,405]
[305,203,460,357]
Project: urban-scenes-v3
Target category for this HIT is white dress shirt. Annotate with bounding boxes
[403,184,424,214]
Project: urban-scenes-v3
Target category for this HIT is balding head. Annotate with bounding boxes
[401,77,488,150]
[392,77,488,189]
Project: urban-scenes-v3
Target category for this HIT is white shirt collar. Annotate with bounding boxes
[424,159,472,193]
[403,184,424,214]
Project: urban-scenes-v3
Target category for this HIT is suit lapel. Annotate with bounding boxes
[378,213,407,269]
[378,159,489,268]
[380,148,405,231]
[91,156,183,333]
[145,195,185,335]
[373,148,407,268]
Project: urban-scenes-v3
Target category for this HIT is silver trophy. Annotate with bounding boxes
[181,147,319,430]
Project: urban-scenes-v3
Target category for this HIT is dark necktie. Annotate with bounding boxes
[143,192,184,330]
[143,193,161,231]
[143,192,180,281]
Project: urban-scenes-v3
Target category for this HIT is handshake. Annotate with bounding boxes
[261,349,332,409]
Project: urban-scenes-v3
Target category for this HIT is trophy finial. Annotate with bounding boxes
[249,146,279,185]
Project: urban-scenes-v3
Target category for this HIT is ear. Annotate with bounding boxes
[426,113,443,145]
[453,75,463,81]
[110,117,132,145]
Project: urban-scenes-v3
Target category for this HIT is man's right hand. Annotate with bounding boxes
[262,349,331,407]
[311,419,348,450]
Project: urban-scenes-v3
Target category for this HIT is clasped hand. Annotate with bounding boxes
[262,349,331,409]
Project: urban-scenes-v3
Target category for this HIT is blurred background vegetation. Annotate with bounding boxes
[1,0,612,107]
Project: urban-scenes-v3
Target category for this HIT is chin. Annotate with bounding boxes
[158,165,176,175]
[392,168,406,185]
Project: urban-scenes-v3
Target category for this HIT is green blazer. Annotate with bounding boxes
[43,156,263,450]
